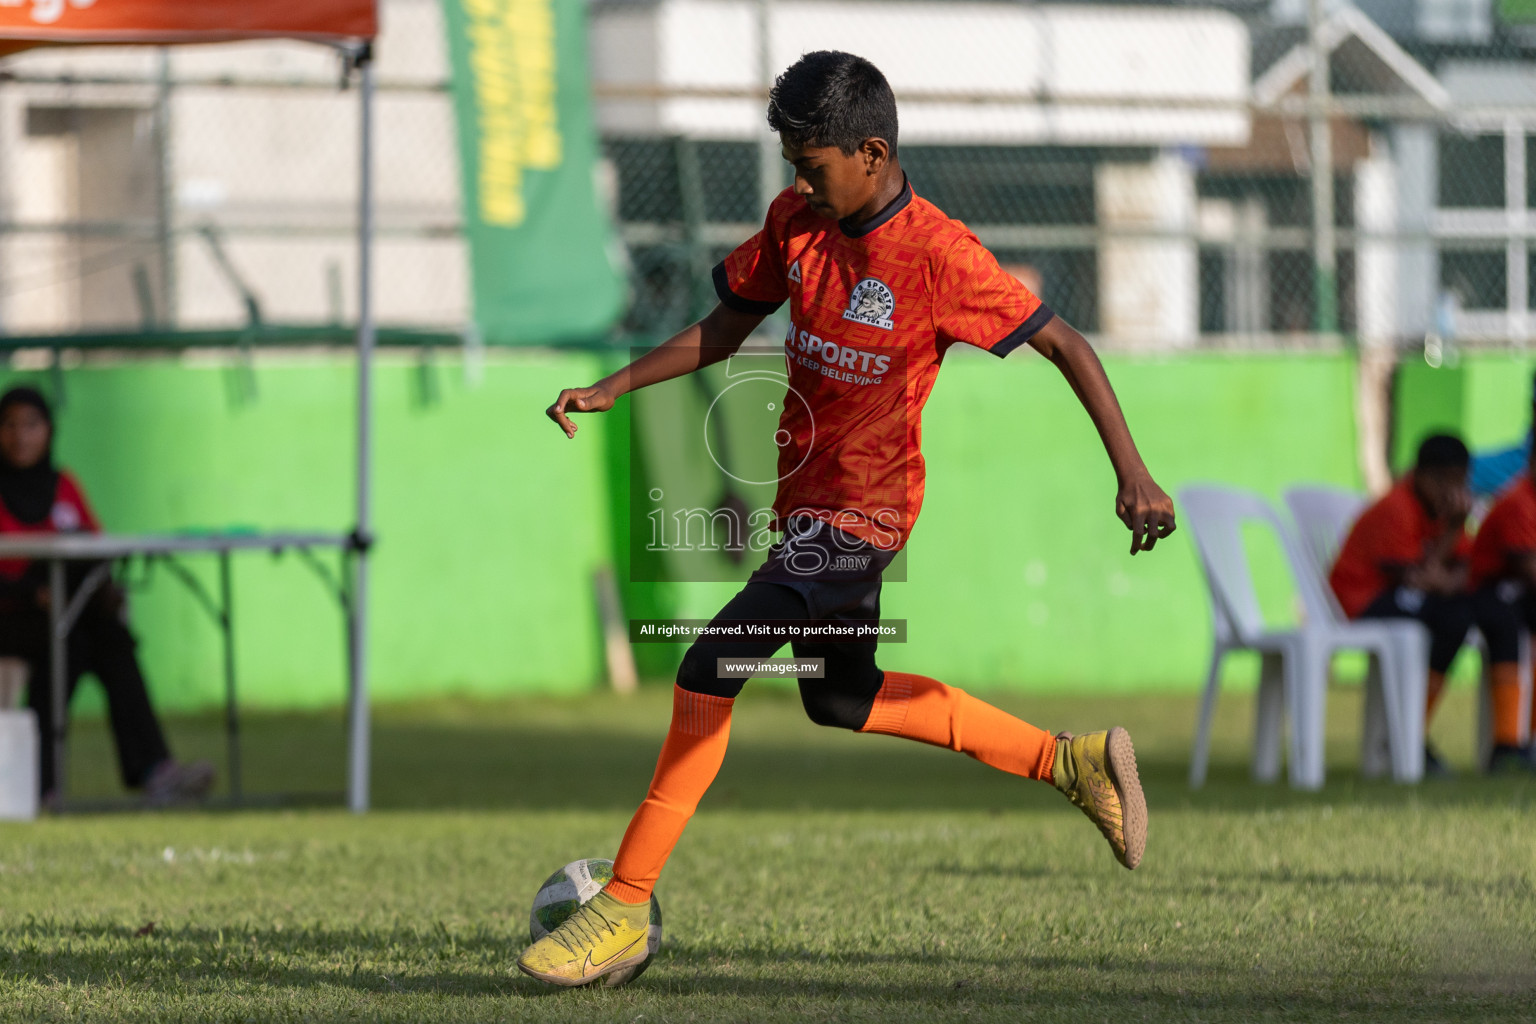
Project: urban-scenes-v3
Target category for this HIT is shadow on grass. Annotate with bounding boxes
[359,722,1534,816]
[56,689,1534,816]
[5,920,517,998]
[916,857,1536,901]
[7,921,1531,1019]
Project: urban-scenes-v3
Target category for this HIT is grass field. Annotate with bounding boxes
[2,682,1533,1022]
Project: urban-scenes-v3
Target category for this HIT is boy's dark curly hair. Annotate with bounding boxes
[767,50,898,156]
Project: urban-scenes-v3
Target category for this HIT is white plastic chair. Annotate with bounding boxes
[1283,487,1365,586]
[1287,485,1533,772]
[1284,486,1398,778]
[0,657,37,821]
[1181,486,1428,789]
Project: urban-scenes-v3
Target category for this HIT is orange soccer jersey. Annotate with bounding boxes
[1469,474,1536,590]
[1329,478,1473,618]
[713,180,1053,551]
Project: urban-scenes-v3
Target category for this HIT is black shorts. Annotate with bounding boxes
[675,516,897,722]
[1357,586,1474,674]
[1473,580,1536,664]
[746,515,897,620]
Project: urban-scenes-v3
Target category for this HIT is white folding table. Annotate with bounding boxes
[0,532,362,810]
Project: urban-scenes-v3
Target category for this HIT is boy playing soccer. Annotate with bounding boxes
[521,51,1177,987]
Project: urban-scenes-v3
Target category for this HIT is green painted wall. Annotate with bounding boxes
[1461,353,1533,451]
[16,348,1534,711]
[620,349,1365,693]
[1501,0,1536,25]
[5,353,614,713]
[1393,353,1534,472]
[831,350,1362,693]
[1392,360,1466,475]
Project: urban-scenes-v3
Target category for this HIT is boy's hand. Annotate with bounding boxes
[1116,474,1177,555]
[1408,557,1466,596]
[547,385,616,438]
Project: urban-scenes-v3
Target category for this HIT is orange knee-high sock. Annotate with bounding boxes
[606,686,733,904]
[1490,663,1524,747]
[1426,670,1448,723]
[859,671,1056,780]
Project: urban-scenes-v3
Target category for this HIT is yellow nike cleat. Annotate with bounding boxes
[1052,727,1147,870]
[516,890,654,987]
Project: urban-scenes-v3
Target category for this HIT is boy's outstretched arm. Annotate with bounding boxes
[546,303,764,438]
[1028,317,1177,555]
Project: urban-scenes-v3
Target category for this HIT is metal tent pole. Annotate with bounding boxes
[347,47,375,814]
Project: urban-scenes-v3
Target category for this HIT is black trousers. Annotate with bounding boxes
[676,517,891,731]
[1357,587,1475,674]
[1473,581,1536,665]
[0,604,170,795]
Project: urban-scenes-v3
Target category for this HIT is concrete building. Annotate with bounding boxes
[590,0,1252,349]
[1253,0,1536,345]
[3,0,1534,351]
[0,0,463,337]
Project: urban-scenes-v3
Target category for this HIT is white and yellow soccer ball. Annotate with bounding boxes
[528,857,663,987]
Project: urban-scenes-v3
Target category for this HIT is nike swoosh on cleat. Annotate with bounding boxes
[583,935,644,976]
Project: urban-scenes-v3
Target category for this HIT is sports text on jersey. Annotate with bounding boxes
[785,321,891,386]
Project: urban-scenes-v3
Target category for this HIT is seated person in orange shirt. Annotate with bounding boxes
[0,386,213,807]
[1467,444,1536,773]
[1330,435,1475,776]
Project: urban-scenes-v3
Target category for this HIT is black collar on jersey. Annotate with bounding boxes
[838,174,913,239]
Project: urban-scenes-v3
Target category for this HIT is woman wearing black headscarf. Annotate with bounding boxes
[0,386,213,807]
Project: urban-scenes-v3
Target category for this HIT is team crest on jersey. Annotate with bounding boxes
[842,278,895,330]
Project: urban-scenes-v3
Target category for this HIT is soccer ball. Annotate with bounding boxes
[528,857,662,987]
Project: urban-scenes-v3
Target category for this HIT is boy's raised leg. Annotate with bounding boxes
[858,670,1057,777]
[858,671,1146,868]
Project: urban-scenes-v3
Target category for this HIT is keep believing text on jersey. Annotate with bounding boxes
[784,321,892,386]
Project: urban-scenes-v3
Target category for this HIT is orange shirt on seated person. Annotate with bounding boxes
[1466,464,1536,769]
[1469,474,1536,592]
[1330,476,1473,619]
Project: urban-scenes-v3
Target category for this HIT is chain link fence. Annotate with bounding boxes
[592,0,1536,356]
[0,0,462,341]
[1,0,1535,356]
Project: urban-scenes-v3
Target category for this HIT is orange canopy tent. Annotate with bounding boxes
[0,1,375,55]
[1,0,381,812]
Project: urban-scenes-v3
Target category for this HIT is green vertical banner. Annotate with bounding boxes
[1501,1,1536,23]
[442,0,625,344]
